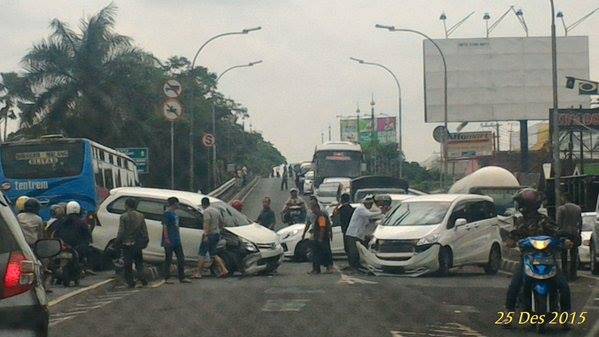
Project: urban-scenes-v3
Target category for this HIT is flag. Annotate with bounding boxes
[578,79,598,95]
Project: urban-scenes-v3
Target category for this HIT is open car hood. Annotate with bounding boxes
[226,223,279,244]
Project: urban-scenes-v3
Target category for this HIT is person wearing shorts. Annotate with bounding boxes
[193,197,229,278]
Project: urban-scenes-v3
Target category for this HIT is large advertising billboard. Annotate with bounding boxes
[339,116,397,144]
[446,131,493,160]
[424,36,590,123]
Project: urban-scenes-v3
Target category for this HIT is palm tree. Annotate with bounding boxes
[21,3,141,140]
[0,72,28,141]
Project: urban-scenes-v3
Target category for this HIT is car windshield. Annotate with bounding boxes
[0,141,85,179]
[382,201,450,227]
[317,184,339,197]
[582,214,595,231]
[211,201,251,227]
[355,189,405,202]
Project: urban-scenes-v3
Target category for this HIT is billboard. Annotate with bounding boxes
[339,117,397,144]
[446,131,493,160]
[424,36,590,123]
[556,107,599,131]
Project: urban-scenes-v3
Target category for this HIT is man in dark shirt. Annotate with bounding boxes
[556,193,582,280]
[161,197,191,284]
[257,197,276,230]
[117,198,148,288]
[332,193,354,256]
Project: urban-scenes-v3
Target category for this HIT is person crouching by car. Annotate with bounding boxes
[161,197,191,284]
[193,197,229,279]
[307,200,336,275]
[116,198,149,288]
[345,195,382,272]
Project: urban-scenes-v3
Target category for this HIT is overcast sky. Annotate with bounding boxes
[1,0,598,163]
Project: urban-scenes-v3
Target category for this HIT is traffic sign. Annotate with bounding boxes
[202,133,215,148]
[117,147,149,174]
[433,126,449,143]
[163,79,182,98]
[163,98,183,121]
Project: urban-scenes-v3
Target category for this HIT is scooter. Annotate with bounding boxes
[50,241,82,287]
[283,205,306,226]
[518,235,563,333]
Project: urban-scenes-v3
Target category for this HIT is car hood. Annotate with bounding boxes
[374,224,439,240]
[277,224,306,235]
[226,223,279,244]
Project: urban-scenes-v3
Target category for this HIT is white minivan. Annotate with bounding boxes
[93,187,284,275]
[358,194,503,276]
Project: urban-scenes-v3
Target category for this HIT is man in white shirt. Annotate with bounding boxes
[345,195,382,270]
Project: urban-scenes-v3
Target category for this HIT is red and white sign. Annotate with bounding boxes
[202,133,215,148]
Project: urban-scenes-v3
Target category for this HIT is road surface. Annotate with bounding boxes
[49,178,599,337]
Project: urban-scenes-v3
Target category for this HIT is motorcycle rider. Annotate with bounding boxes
[46,203,67,237]
[17,198,45,247]
[55,201,93,273]
[281,188,306,224]
[504,188,572,324]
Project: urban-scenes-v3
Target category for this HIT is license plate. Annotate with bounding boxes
[532,257,553,265]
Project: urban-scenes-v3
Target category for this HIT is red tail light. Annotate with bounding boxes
[2,252,35,299]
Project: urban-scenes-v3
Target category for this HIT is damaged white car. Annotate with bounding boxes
[358,194,503,277]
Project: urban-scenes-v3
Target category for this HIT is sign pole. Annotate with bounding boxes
[212,102,217,189]
[170,121,175,189]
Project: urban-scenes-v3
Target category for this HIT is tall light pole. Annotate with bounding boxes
[349,57,403,177]
[556,8,599,36]
[550,0,561,217]
[187,26,261,191]
[375,24,448,187]
[211,60,263,188]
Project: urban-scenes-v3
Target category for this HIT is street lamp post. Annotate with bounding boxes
[550,0,561,218]
[211,60,263,188]
[350,57,403,177]
[375,24,448,188]
[187,26,261,191]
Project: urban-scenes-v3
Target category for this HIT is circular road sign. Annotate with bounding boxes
[163,98,183,121]
[163,79,182,98]
[432,125,449,143]
[202,133,216,148]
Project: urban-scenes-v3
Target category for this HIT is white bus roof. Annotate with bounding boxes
[314,141,362,152]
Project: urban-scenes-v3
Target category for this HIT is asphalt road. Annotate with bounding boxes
[49,178,599,337]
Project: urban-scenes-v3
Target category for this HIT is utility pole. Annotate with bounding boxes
[356,103,361,144]
[370,94,376,143]
[481,122,501,152]
[550,0,561,217]
[321,132,324,143]
[328,125,332,141]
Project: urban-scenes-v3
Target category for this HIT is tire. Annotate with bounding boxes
[591,241,599,275]
[436,247,452,276]
[532,292,549,334]
[294,240,312,262]
[484,244,502,275]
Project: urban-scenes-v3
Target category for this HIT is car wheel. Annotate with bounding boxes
[484,244,501,275]
[591,241,599,275]
[436,247,452,277]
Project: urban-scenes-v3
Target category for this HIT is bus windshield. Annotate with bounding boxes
[314,150,361,178]
[0,141,85,179]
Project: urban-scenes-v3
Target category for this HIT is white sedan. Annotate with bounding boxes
[579,212,595,267]
[93,187,284,275]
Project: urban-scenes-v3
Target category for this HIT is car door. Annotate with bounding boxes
[175,204,204,261]
[134,198,168,261]
[464,200,494,264]
[473,201,499,263]
[446,201,478,266]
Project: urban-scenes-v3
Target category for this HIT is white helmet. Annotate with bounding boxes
[66,201,81,215]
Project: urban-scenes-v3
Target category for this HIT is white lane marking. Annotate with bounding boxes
[74,304,104,310]
[338,273,378,285]
[51,310,88,317]
[261,299,309,312]
[49,316,76,326]
[264,287,324,294]
[48,278,116,307]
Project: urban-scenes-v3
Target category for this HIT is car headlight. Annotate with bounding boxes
[241,238,258,252]
[417,233,439,246]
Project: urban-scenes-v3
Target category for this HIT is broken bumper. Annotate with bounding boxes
[243,245,284,274]
[357,242,440,277]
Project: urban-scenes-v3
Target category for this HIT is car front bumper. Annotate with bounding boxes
[243,245,284,274]
[357,242,440,277]
[279,236,301,258]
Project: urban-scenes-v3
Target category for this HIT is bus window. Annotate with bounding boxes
[0,141,84,179]
[95,171,103,187]
[103,169,114,189]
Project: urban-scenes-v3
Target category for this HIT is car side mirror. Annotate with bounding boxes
[455,218,468,228]
[34,239,62,258]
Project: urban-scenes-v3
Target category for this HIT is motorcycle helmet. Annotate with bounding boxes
[513,188,542,212]
[231,200,244,212]
[51,203,66,218]
[66,201,81,215]
[290,188,299,194]
[15,196,29,212]
[24,198,41,214]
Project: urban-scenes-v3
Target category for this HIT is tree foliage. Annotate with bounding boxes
[9,4,285,191]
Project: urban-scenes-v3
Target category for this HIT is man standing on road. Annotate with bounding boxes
[281,165,289,191]
[556,193,582,280]
[332,193,355,256]
[345,195,382,271]
[116,198,148,288]
[194,197,229,279]
[307,200,335,274]
[162,197,191,284]
[257,197,276,230]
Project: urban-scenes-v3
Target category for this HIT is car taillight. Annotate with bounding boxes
[2,252,35,299]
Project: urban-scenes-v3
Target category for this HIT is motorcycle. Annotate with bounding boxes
[50,241,82,287]
[518,235,564,332]
[283,205,306,226]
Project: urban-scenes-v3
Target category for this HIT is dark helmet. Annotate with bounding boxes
[24,198,41,214]
[513,188,542,212]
